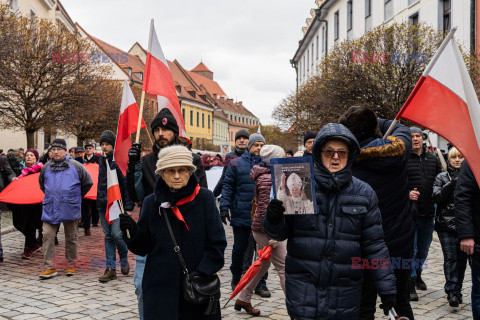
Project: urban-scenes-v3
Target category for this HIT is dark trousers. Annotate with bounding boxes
[11,204,42,249]
[231,226,267,288]
[81,199,97,230]
[438,231,468,296]
[359,268,414,320]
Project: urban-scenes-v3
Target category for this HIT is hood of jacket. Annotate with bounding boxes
[250,164,270,182]
[240,151,263,167]
[312,123,360,192]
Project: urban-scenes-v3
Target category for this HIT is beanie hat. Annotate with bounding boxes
[155,145,196,174]
[25,148,39,161]
[84,142,94,148]
[259,145,285,162]
[410,127,428,140]
[286,150,294,156]
[338,106,380,142]
[235,129,250,141]
[151,108,179,136]
[75,147,85,153]
[51,139,67,151]
[247,133,266,151]
[99,130,116,147]
[304,131,317,145]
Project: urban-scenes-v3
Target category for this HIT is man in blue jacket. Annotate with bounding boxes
[220,133,265,290]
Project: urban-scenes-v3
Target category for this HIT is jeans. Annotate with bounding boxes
[134,255,146,320]
[438,231,468,296]
[99,211,128,269]
[411,216,434,279]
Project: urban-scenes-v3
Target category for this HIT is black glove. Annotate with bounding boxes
[128,142,142,165]
[220,210,230,225]
[379,294,396,316]
[266,199,285,225]
[119,213,138,239]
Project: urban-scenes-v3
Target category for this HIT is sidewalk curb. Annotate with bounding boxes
[1,226,17,235]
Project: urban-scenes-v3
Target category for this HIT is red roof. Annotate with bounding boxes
[168,60,212,107]
[191,62,212,73]
[187,71,226,97]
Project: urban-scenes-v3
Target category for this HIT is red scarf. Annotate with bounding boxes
[163,184,200,231]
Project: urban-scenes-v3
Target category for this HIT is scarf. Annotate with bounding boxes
[160,184,201,231]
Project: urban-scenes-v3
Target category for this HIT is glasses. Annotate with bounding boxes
[320,149,348,159]
[163,167,190,176]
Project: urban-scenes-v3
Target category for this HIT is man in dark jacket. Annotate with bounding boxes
[76,143,100,231]
[97,130,134,283]
[303,130,316,156]
[0,153,16,262]
[339,106,414,319]
[455,160,480,320]
[213,129,249,197]
[7,150,22,176]
[264,123,397,320]
[407,127,441,299]
[220,133,265,290]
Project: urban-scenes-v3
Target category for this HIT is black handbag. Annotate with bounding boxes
[161,207,221,315]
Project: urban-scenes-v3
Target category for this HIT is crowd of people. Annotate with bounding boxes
[1,105,480,320]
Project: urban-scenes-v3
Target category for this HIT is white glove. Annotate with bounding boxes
[268,239,280,249]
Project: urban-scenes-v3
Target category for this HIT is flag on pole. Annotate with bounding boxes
[143,19,187,137]
[395,27,480,187]
[106,159,122,224]
[114,80,146,176]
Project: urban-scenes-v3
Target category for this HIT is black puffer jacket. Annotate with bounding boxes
[455,161,480,243]
[0,154,16,191]
[213,147,245,197]
[407,147,441,217]
[264,123,396,320]
[433,165,459,232]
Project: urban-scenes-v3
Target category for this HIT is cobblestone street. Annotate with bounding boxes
[0,206,475,319]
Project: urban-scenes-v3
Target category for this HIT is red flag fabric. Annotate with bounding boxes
[229,245,272,300]
[105,159,122,224]
[114,80,146,176]
[395,28,480,187]
[0,163,98,204]
[142,19,187,138]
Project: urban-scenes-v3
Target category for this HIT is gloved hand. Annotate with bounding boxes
[128,142,142,165]
[119,213,138,239]
[266,199,285,225]
[379,294,396,316]
[220,210,230,225]
[268,239,280,248]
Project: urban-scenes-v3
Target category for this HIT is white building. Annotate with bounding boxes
[293,0,470,87]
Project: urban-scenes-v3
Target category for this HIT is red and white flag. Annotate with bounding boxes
[396,27,480,186]
[114,80,146,176]
[143,19,187,137]
[106,159,122,224]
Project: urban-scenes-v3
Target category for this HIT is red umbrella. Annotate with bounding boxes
[0,163,98,204]
[224,245,272,307]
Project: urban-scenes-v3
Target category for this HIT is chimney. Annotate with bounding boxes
[227,98,233,103]
[219,96,224,101]
[213,94,217,99]
[237,101,243,107]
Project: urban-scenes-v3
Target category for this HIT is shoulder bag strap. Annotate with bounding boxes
[160,206,189,275]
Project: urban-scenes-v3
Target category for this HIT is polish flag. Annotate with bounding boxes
[106,159,122,224]
[114,80,146,176]
[143,19,187,137]
[396,27,480,186]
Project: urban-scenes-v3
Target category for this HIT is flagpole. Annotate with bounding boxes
[135,90,146,144]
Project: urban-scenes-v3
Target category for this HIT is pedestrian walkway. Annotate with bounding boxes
[0,207,475,319]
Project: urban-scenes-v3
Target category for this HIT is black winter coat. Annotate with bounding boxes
[213,147,245,197]
[0,154,15,191]
[7,156,22,177]
[407,147,441,217]
[75,154,100,164]
[264,123,396,320]
[455,161,480,244]
[433,165,459,233]
[125,175,227,320]
[351,119,413,258]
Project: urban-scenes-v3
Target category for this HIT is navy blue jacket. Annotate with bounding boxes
[264,123,396,320]
[213,148,245,197]
[125,175,226,320]
[97,152,133,212]
[350,119,413,258]
[220,151,262,227]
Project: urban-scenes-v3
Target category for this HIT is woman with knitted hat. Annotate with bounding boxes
[234,145,287,316]
[120,145,227,320]
[10,149,43,259]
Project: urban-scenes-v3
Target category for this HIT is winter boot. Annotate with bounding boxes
[416,272,427,290]
[99,268,117,282]
[409,279,419,301]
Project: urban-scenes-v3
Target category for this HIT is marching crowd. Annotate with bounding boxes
[0,105,480,320]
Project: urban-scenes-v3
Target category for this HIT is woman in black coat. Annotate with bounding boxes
[120,145,226,320]
[433,147,468,307]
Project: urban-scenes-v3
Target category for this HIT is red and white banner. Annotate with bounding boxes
[114,80,146,176]
[106,159,122,224]
[396,27,480,186]
[143,19,187,137]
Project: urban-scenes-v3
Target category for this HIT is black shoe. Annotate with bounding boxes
[409,280,419,301]
[448,293,459,307]
[416,274,427,291]
[255,286,271,298]
[231,277,240,291]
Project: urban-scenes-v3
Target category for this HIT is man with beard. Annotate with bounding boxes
[126,107,207,320]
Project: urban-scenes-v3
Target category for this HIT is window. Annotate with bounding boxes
[202,113,205,128]
[408,0,419,6]
[182,108,185,121]
[321,26,326,53]
[384,0,393,21]
[334,11,339,40]
[365,0,371,17]
[409,12,419,25]
[30,8,36,19]
[347,1,353,31]
[443,0,451,35]
[316,35,319,59]
[190,110,193,125]
[307,50,310,71]
[303,56,305,76]
[196,112,200,127]
[208,115,211,129]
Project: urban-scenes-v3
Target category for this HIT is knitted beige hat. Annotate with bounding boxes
[260,145,285,161]
[155,145,196,174]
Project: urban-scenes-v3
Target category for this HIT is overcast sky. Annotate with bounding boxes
[61,0,314,125]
